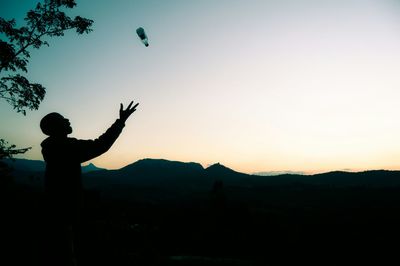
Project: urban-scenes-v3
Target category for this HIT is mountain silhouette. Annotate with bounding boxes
[6,158,400,190]
[205,162,250,185]
[205,162,238,175]
[82,159,219,204]
[81,162,105,173]
[85,158,210,189]
[85,159,252,187]
[119,158,204,178]
[4,158,105,186]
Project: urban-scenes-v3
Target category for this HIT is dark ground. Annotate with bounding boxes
[3,180,400,266]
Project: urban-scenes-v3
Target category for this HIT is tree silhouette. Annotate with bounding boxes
[0,0,93,160]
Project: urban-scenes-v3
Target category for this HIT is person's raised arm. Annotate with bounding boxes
[76,101,139,162]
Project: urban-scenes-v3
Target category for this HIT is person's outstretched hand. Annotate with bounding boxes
[119,101,139,123]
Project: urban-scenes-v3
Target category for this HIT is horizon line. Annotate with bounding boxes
[11,156,400,176]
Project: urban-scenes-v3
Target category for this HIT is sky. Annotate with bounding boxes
[1,0,400,174]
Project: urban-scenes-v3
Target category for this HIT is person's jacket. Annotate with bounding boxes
[41,119,125,223]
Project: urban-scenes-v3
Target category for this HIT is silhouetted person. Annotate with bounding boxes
[40,101,139,266]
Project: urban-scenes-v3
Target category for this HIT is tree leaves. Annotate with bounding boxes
[0,0,93,114]
[0,139,31,159]
[0,74,46,115]
[0,0,94,159]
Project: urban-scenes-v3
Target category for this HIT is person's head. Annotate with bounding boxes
[40,112,72,137]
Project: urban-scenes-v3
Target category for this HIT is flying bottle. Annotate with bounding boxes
[136,27,149,47]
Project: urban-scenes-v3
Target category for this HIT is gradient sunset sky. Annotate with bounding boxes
[1,0,400,174]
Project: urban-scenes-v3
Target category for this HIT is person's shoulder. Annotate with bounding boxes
[67,137,79,144]
[42,136,78,145]
[41,136,67,148]
[68,137,95,146]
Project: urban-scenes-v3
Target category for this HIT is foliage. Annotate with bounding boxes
[0,0,93,114]
[0,0,93,159]
[0,74,45,114]
[0,139,31,184]
[0,139,31,159]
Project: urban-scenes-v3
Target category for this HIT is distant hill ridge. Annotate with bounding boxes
[4,158,400,188]
[120,158,204,174]
[3,158,105,173]
[3,158,105,186]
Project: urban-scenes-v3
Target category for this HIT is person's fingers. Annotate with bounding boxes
[129,103,139,114]
[127,101,134,110]
[120,103,123,112]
